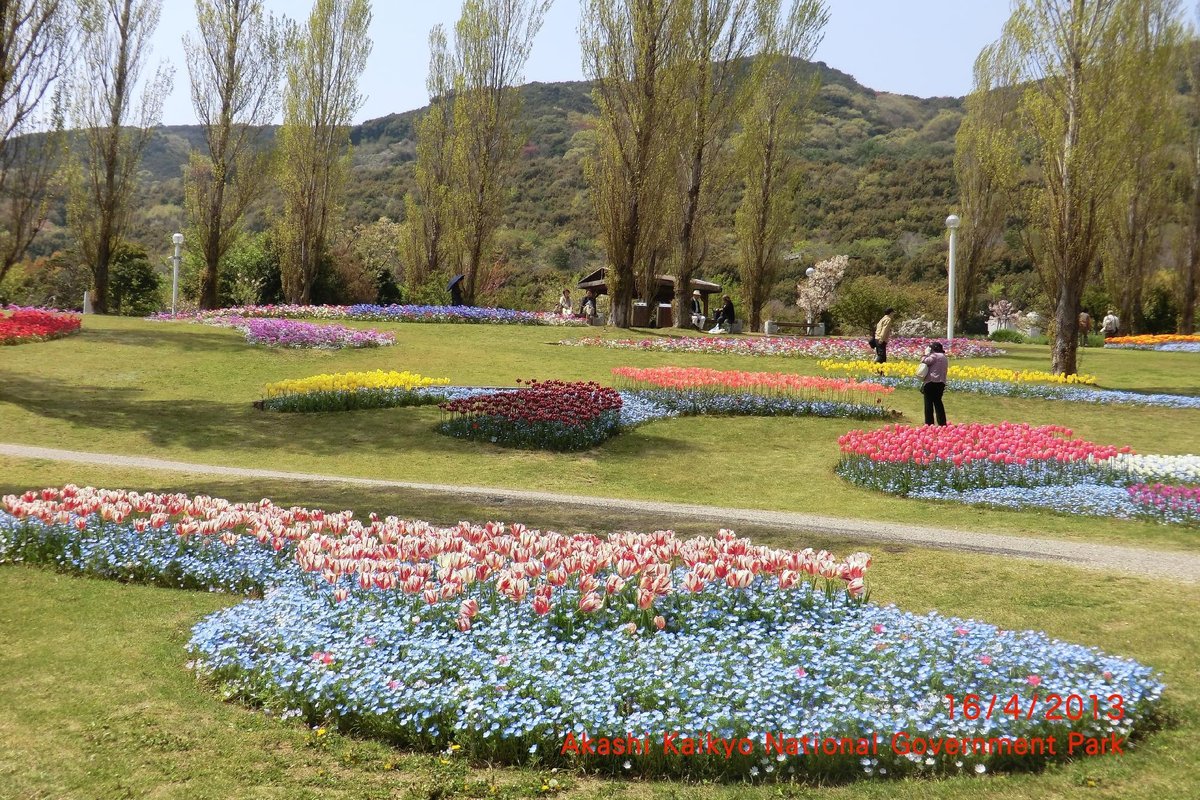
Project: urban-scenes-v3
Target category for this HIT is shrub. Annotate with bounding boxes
[989,328,1027,343]
[829,275,910,334]
[108,243,161,316]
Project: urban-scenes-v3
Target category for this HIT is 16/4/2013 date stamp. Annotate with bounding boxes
[944,694,1125,721]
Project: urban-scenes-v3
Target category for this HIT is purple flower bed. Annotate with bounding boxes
[149,304,586,327]
[564,336,1004,360]
[243,318,394,349]
[1127,484,1200,525]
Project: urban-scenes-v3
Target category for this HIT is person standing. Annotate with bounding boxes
[1078,310,1092,346]
[920,341,949,426]
[873,307,895,363]
[1101,309,1120,339]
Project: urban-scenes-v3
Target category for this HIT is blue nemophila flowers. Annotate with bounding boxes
[0,487,1168,782]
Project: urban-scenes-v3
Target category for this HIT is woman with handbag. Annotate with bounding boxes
[918,342,948,426]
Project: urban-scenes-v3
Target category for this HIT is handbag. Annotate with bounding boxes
[915,362,930,380]
[868,337,878,349]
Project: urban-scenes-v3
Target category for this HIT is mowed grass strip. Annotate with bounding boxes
[0,488,1197,800]
[0,315,1197,551]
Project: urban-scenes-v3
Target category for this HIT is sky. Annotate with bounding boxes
[150,0,1015,127]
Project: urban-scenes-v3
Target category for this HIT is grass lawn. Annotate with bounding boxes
[2,479,1197,800]
[2,317,1199,798]
[0,315,1197,551]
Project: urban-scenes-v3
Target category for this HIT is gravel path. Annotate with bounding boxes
[3,442,1198,584]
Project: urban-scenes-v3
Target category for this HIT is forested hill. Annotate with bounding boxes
[42,59,970,306]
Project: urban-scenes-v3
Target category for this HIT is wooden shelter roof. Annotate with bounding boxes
[576,269,722,297]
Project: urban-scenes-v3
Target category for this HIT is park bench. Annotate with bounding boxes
[765,321,823,336]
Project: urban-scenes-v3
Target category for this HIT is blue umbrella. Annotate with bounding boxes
[447,274,465,291]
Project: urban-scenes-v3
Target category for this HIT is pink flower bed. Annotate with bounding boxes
[613,366,893,398]
[1127,483,1200,525]
[838,422,1128,468]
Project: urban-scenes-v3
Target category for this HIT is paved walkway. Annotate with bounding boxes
[3,442,1199,584]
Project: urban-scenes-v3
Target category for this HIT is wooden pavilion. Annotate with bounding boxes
[576,268,723,326]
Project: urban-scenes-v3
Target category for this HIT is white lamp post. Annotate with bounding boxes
[945,215,960,340]
[804,266,815,325]
[171,232,184,315]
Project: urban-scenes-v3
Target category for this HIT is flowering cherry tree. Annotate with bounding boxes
[796,255,847,322]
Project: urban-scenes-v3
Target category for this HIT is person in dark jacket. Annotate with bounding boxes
[920,341,949,426]
[710,295,735,332]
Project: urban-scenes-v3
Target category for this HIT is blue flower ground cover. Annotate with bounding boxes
[623,389,893,420]
[875,377,1200,410]
[909,483,1142,520]
[0,511,1166,782]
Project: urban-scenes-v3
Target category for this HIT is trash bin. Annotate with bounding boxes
[657,303,673,328]
[631,302,650,327]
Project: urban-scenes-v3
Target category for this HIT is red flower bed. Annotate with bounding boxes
[438,379,623,451]
[838,422,1127,467]
[0,307,82,345]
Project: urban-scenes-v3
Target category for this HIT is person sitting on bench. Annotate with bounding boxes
[690,290,706,329]
[579,289,597,321]
[709,295,735,333]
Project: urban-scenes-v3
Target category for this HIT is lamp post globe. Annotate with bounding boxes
[946,214,960,230]
[805,267,815,279]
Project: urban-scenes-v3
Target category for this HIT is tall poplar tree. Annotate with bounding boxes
[979,0,1152,374]
[275,0,371,304]
[1102,0,1181,334]
[401,25,457,294]
[953,58,1020,328]
[672,0,755,328]
[183,0,282,309]
[735,0,827,333]
[449,0,552,306]
[1181,18,1200,333]
[0,0,72,285]
[68,0,171,314]
[581,0,687,328]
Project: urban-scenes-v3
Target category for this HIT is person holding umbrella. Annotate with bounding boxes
[448,274,465,306]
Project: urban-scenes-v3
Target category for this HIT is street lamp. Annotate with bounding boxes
[945,215,960,341]
[171,232,184,315]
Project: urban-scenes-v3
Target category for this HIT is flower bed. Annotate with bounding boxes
[0,306,82,345]
[565,336,1004,360]
[837,424,1199,525]
[242,318,394,349]
[151,303,586,327]
[1127,484,1200,525]
[0,486,1166,781]
[437,379,623,451]
[262,370,450,412]
[819,359,1097,386]
[866,375,1200,410]
[1104,334,1200,352]
[613,366,895,420]
[837,423,1127,495]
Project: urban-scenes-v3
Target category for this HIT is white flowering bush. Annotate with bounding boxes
[796,255,847,322]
